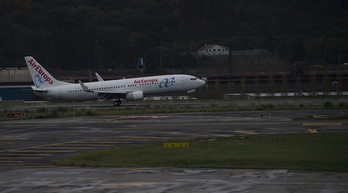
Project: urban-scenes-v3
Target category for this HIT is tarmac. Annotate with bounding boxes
[1,167,348,193]
[1,109,348,192]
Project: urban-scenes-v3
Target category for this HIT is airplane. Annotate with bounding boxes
[95,72,125,82]
[95,72,104,81]
[24,56,206,106]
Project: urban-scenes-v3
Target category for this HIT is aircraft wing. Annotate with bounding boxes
[93,90,127,94]
[78,80,128,99]
[94,91,128,100]
[78,80,92,92]
[78,80,128,94]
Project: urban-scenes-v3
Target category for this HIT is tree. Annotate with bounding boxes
[287,37,306,63]
[1,0,348,71]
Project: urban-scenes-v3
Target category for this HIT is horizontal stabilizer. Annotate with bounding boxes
[31,86,48,92]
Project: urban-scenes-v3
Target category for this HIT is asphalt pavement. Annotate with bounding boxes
[1,106,348,192]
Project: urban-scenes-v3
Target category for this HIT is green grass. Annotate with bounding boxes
[54,134,348,171]
[2,99,348,121]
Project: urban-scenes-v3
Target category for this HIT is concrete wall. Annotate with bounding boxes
[0,68,31,83]
[0,86,37,101]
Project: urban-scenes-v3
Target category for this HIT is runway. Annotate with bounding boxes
[1,168,347,193]
[1,110,347,166]
[1,110,347,192]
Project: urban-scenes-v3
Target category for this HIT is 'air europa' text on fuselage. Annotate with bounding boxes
[133,79,158,84]
[27,59,54,85]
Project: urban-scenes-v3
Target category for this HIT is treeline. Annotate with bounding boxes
[1,0,348,72]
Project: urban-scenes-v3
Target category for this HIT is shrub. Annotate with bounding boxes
[37,107,47,113]
[338,102,347,108]
[50,110,58,118]
[323,101,333,109]
[85,110,97,116]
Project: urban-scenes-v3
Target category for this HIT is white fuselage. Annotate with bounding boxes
[35,74,205,101]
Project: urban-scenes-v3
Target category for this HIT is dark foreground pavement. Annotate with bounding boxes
[1,167,348,193]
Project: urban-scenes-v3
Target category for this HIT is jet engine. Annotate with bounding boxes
[126,91,144,100]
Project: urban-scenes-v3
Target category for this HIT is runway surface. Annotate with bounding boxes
[1,110,348,192]
[1,168,347,193]
[1,110,347,166]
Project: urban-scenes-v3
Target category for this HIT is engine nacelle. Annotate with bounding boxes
[126,91,144,101]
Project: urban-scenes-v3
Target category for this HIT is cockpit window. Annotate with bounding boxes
[190,77,198,80]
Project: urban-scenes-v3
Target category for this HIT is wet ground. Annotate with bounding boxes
[1,109,347,192]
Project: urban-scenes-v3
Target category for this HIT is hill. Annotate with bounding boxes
[1,0,347,73]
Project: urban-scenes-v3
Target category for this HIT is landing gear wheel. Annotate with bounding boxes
[113,99,122,107]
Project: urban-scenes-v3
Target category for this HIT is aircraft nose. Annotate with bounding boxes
[198,79,206,87]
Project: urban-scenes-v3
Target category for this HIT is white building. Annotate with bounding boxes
[198,44,229,56]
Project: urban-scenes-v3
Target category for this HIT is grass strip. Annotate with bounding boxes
[2,103,348,121]
[54,133,348,171]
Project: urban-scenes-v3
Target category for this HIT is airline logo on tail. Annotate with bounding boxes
[27,58,54,88]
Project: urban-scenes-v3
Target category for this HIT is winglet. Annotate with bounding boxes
[95,72,104,81]
[78,80,93,92]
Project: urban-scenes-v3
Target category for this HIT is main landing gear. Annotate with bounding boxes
[113,98,122,107]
